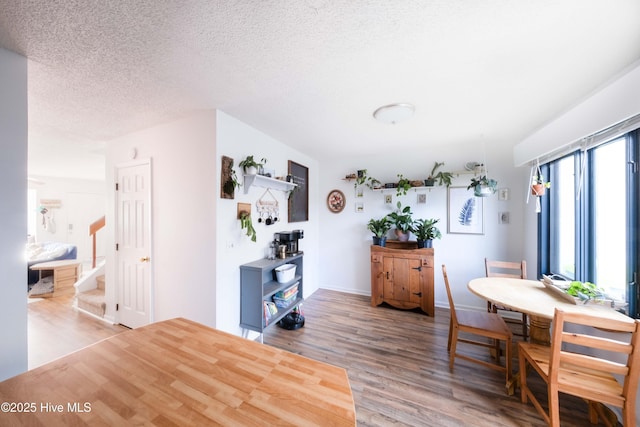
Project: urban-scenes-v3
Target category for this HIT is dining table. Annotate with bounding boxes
[467,277,633,346]
[468,277,633,400]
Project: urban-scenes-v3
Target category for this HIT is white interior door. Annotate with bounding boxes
[116,160,152,328]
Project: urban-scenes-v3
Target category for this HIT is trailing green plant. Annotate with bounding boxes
[396,174,412,197]
[367,216,391,238]
[352,169,382,189]
[239,211,257,242]
[412,218,442,241]
[223,167,241,195]
[387,201,413,233]
[468,175,498,196]
[429,162,454,187]
[238,155,267,173]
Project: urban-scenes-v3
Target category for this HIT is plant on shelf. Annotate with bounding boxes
[387,201,413,241]
[238,155,267,175]
[426,162,454,187]
[352,169,382,190]
[239,211,257,242]
[467,175,498,197]
[411,218,441,248]
[531,174,551,196]
[396,174,412,197]
[367,216,391,246]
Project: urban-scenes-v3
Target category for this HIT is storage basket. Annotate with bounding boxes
[275,263,297,283]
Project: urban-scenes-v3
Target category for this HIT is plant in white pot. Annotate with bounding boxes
[387,202,413,242]
[367,216,391,246]
[412,218,441,248]
[238,155,267,175]
[467,175,497,197]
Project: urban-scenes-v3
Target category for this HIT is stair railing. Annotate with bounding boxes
[89,216,105,268]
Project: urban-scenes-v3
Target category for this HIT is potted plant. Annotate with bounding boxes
[239,211,257,242]
[367,216,391,246]
[468,175,498,197]
[531,174,551,196]
[353,169,382,190]
[387,201,413,241]
[396,174,412,197]
[238,155,267,175]
[412,218,442,248]
[426,162,454,187]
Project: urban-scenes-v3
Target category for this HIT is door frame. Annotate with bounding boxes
[114,158,154,327]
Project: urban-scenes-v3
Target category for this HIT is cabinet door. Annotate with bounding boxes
[383,256,423,305]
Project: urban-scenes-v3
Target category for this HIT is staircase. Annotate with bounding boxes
[76,274,106,318]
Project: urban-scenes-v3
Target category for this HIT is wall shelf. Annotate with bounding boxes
[243,174,296,194]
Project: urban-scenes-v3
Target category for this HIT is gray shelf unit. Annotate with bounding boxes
[240,253,303,333]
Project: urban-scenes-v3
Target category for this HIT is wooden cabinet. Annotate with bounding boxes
[240,253,303,333]
[370,243,434,316]
[30,260,82,296]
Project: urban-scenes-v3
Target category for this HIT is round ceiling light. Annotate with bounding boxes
[373,103,415,124]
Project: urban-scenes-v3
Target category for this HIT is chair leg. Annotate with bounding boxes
[504,337,511,384]
[548,384,561,427]
[447,318,453,351]
[522,313,528,341]
[519,349,528,404]
[449,327,458,370]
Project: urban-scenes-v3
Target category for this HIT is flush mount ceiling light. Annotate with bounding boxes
[373,103,415,124]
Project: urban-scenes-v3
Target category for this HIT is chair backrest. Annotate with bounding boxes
[549,308,640,406]
[485,258,527,279]
[441,265,458,326]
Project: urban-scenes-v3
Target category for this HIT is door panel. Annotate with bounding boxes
[116,161,151,329]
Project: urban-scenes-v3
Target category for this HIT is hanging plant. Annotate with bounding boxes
[531,168,551,196]
[396,174,412,197]
[467,175,497,197]
[239,211,257,242]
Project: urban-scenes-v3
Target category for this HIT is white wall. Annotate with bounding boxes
[29,176,106,263]
[514,61,640,166]
[105,111,218,327]
[215,111,319,334]
[318,141,532,310]
[0,48,28,381]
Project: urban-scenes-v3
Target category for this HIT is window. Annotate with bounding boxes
[539,130,639,318]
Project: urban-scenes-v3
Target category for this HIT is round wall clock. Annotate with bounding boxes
[327,189,346,213]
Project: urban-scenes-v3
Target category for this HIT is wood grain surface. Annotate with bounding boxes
[0,318,355,426]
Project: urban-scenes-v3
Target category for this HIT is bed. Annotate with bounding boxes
[26,241,77,286]
[0,318,356,426]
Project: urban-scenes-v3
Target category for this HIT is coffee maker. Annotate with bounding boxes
[275,230,304,255]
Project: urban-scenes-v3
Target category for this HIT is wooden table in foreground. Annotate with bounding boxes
[0,318,356,426]
[468,277,632,345]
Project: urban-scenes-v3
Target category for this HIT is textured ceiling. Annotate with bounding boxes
[1,0,639,180]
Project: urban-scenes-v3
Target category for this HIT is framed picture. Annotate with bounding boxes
[288,161,309,222]
[448,186,484,234]
[327,189,346,213]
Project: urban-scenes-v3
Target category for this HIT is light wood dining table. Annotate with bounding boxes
[468,277,633,346]
[0,317,356,426]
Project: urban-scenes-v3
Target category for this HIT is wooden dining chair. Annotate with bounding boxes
[442,265,512,386]
[519,308,640,427]
[485,258,528,340]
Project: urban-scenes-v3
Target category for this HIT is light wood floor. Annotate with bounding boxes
[27,292,128,369]
[27,289,618,426]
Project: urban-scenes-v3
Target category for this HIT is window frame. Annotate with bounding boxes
[538,130,639,318]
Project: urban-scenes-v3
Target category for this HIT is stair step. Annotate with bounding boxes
[96,275,105,290]
[77,288,106,318]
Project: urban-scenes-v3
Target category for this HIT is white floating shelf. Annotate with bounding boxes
[243,174,297,194]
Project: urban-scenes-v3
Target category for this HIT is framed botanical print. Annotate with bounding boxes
[448,186,484,234]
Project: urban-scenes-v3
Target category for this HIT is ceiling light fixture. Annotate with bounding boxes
[373,103,415,124]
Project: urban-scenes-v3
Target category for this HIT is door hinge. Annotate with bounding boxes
[116,303,119,311]
[116,243,119,251]
[115,182,119,191]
